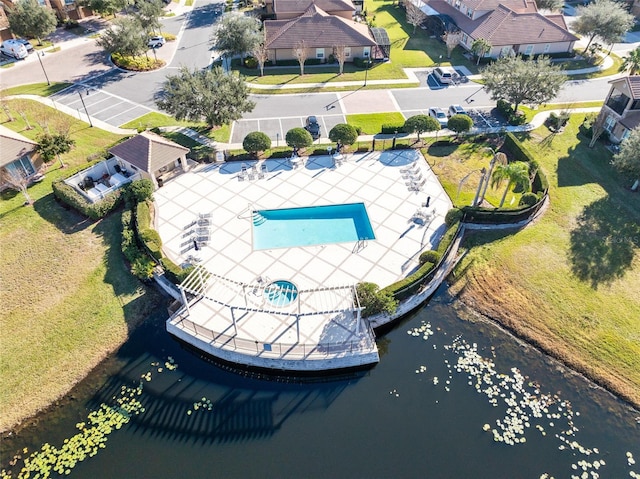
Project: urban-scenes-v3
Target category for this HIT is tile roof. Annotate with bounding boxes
[108,131,189,173]
[273,0,355,15]
[461,0,536,12]
[265,5,375,49]
[608,76,640,100]
[0,125,38,168]
[619,110,640,131]
[427,0,577,45]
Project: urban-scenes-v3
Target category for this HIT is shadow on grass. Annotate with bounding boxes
[427,141,459,157]
[32,193,95,234]
[569,196,640,289]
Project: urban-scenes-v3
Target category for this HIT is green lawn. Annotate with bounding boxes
[119,112,232,143]
[347,112,406,134]
[0,100,161,431]
[1,82,72,97]
[451,116,640,406]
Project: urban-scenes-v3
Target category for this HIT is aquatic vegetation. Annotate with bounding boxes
[186,397,214,415]
[1,357,178,479]
[406,330,640,479]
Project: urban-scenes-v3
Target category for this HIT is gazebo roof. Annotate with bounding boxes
[108,131,189,173]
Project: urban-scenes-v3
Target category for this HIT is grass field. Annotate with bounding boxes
[450,116,640,407]
[346,112,406,134]
[119,112,232,143]
[0,100,161,432]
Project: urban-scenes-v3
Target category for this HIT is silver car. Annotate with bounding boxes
[429,107,448,128]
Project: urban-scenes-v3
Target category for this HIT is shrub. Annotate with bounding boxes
[496,99,512,117]
[243,131,271,157]
[445,207,463,226]
[285,127,313,151]
[447,114,473,136]
[161,258,194,284]
[356,282,398,318]
[129,179,154,203]
[403,115,440,138]
[52,180,122,220]
[136,200,152,230]
[329,123,358,146]
[131,256,155,281]
[518,192,539,207]
[111,53,164,72]
[381,123,405,134]
[419,250,440,265]
[243,56,258,68]
[139,228,163,260]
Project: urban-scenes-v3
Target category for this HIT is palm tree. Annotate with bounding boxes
[621,47,640,75]
[490,161,530,207]
[471,38,492,65]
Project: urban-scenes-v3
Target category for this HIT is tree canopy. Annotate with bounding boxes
[156,66,255,129]
[329,123,358,146]
[97,17,147,58]
[573,0,634,53]
[356,282,397,318]
[212,13,262,59]
[7,0,57,44]
[243,131,271,156]
[490,161,530,207]
[447,114,473,136]
[403,115,440,140]
[535,0,564,11]
[36,133,74,168]
[134,0,164,34]
[471,38,491,65]
[621,47,640,76]
[612,128,640,190]
[481,55,566,113]
[285,127,313,151]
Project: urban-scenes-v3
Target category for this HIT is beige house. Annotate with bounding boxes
[108,131,190,189]
[598,76,640,144]
[264,4,376,63]
[0,125,42,191]
[420,0,577,58]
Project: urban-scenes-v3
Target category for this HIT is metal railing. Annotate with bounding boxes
[171,312,377,360]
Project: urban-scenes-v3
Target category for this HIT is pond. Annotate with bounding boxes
[2,286,639,479]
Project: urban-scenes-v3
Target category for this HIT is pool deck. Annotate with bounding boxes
[157,150,452,371]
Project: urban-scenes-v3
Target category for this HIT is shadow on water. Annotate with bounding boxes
[568,196,640,288]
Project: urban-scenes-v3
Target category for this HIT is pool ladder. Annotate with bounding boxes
[353,237,368,253]
[252,211,267,226]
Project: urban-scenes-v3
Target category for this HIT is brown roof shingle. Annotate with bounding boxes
[426,0,577,46]
[108,131,189,173]
[0,125,38,168]
[273,0,355,15]
[461,0,536,13]
[265,5,375,49]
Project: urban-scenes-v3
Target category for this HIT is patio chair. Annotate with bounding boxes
[258,163,267,179]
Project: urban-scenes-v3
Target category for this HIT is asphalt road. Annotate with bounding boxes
[0,1,630,143]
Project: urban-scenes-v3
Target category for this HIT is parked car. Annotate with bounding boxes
[305,116,321,139]
[428,107,448,128]
[448,104,467,117]
[432,66,456,85]
[0,39,29,59]
[16,38,34,52]
[148,36,166,48]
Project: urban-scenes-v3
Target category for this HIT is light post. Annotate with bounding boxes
[78,90,93,127]
[37,52,50,86]
[479,147,504,205]
[276,132,280,147]
[472,167,487,206]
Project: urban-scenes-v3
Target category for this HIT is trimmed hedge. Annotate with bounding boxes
[381,221,461,301]
[121,208,156,281]
[381,123,405,134]
[52,180,123,220]
[419,250,440,265]
[161,257,193,284]
[136,200,152,230]
[503,133,548,193]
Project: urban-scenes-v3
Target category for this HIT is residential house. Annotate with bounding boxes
[0,125,42,191]
[598,76,640,144]
[418,0,577,58]
[0,0,93,41]
[264,0,356,19]
[264,3,378,63]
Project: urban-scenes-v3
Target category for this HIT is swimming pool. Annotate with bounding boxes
[263,280,299,307]
[252,203,375,250]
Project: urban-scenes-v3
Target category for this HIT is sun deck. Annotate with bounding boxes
[157,150,452,372]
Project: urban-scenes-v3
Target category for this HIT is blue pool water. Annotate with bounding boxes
[263,280,298,307]
[252,203,375,250]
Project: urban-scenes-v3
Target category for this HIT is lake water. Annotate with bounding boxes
[2,287,639,479]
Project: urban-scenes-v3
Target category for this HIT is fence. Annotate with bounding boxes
[172,313,377,360]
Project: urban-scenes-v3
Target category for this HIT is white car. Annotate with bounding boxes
[429,107,448,128]
[448,104,467,117]
[148,36,166,48]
